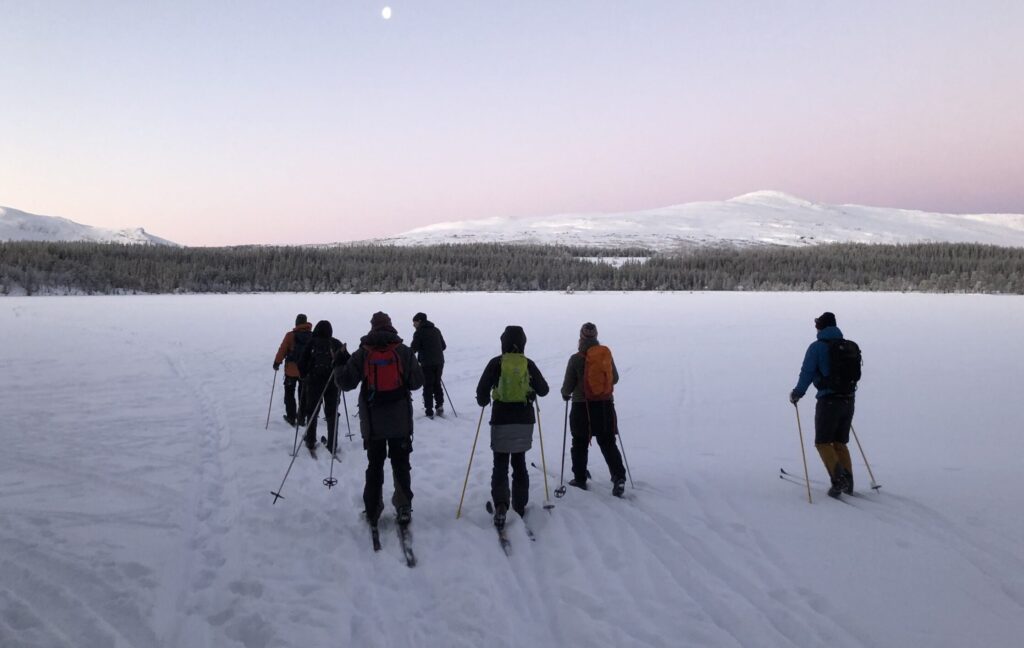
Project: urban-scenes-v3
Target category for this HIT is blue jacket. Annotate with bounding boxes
[793,326,844,399]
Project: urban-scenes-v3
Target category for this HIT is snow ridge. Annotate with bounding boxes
[382,192,1024,250]
[0,206,178,246]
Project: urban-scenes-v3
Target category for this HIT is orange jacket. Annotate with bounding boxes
[274,322,313,377]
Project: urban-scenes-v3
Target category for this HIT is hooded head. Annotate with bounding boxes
[500,325,527,353]
[312,320,333,338]
[814,312,837,330]
[412,312,427,324]
[370,311,394,332]
[295,313,308,326]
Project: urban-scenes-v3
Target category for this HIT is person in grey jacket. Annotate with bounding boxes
[475,325,549,528]
[338,312,424,525]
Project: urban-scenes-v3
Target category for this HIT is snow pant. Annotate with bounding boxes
[421,364,444,412]
[282,375,303,422]
[363,437,413,521]
[814,395,855,479]
[491,451,529,516]
[303,381,339,450]
[569,400,626,485]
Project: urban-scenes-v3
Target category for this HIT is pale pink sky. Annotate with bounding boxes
[2,1,1022,246]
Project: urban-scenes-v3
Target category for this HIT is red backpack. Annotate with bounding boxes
[364,343,405,403]
[581,345,614,401]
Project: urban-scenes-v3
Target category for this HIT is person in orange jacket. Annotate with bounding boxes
[273,313,313,426]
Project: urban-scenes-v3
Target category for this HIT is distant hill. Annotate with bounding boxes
[378,191,1024,250]
[0,206,178,246]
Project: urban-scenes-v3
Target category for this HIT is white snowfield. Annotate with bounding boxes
[0,206,177,246]
[1,292,1022,648]
[385,191,1024,250]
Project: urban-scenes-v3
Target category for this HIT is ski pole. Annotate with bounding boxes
[270,448,301,504]
[612,405,634,489]
[341,390,353,440]
[554,400,568,498]
[793,404,813,504]
[440,378,458,417]
[535,401,554,511]
[324,399,340,489]
[265,369,278,429]
[456,406,486,519]
[850,424,881,490]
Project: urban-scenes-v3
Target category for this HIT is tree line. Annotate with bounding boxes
[1,240,1022,295]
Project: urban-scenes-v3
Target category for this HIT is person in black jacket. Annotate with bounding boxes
[298,320,349,454]
[475,325,549,528]
[338,312,424,525]
[411,312,447,418]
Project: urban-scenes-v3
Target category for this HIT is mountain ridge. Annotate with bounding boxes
[0,206,178,246]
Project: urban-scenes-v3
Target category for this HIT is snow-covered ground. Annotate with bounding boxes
[2,292,1022,648]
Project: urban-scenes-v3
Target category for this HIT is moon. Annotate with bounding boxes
[382,6,392,20]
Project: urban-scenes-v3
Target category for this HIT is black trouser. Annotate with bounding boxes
[570,400,626,484]
[814,396,855,445]
[364,437,413,519]
[491,451,529,515]
[303,381,339,449]
[283,375,303,421]
[422,364,444,411]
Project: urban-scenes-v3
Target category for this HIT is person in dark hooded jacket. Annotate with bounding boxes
[560,322,626,496]
[790,311,856,498]
[298,320,349,454]
[337,312,423,525]
[410,312,447,418]
[475,325,549,528]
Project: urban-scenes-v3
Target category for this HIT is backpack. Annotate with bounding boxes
[581,345,614,401]
[364,343,405,404]
[491,353,530,404]
[287,329,312,364]
[823,339,862,395]
[307,338,335,379]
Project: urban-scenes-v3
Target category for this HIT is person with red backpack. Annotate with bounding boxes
[337,312,423,526]
[475,325,549,529]
[273,313,313,427]
[297,320,349,456]
[560,322,626,497]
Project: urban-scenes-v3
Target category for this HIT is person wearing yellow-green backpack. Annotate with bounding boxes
[475,325,549,529]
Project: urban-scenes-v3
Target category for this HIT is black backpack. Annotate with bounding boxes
[823,339,862,395]
[307,338,335,379]
[287,330,312,364]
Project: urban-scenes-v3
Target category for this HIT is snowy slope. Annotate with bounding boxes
[1,293,1023,648]
[382,191,1024,250]
[0,206,178,245]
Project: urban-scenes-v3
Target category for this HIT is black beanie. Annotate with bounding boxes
[814,312,837,330]
[580,322,598,340]
[413,312,427,323]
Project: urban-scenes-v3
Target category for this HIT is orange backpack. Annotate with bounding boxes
[582,345,614,401]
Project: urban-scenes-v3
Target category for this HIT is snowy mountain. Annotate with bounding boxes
[0,206,178,246]
[382,191,1024,250]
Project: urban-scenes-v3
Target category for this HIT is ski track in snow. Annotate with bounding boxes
[2,292,1023,648]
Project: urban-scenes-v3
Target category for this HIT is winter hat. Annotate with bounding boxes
[580,322,598,340]
[295,313,308,326]
[500,325,527,353]
[814,312,837,330]
[312,320,333,338]
[370,311,393,331]
[413,312,427,323]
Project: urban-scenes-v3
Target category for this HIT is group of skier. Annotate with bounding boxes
[272,307,863,541]
[271,312,632,532]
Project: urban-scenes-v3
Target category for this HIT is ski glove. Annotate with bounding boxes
[789,390,801,404]
[273,363,281,371]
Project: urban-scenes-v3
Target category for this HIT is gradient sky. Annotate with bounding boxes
[2,1,1023,246]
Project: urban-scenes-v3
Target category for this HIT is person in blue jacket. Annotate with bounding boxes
[789,311,856,498]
